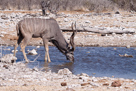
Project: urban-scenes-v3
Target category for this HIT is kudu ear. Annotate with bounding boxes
[69,22,77,51]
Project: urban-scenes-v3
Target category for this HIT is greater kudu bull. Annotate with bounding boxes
[14,18,76,63]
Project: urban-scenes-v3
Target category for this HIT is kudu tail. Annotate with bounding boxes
[16,24,20,36]
[16,23,23,38]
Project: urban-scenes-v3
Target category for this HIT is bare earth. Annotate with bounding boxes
[0,10,136,47]
[0,10,136,91]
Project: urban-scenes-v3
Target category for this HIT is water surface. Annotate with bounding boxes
[1,46,136,79]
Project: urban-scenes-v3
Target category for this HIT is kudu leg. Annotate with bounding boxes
[14,42,18,56]
[14,36,23,56]
[43,40,51,63]
[21,37,31,63]
[45,44,51,63]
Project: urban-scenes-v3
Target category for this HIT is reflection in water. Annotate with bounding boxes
[1,46,136,79]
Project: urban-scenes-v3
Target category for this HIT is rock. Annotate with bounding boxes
[11,50,18,53]
[36,46,40,49]
[119,54,133,58]
[1,15,9,20]
[79,76,90,82]
[64,18,69,22]
[90,82,100,87]
[111,80,121,87]
[80,73,89,77]
[92,77,98,82]
[81,82,90,86]
[27,49,38,55]
[32,67,39,72]
[3,65,9,69]
[126,45,130,48]
[103,83,109,86]
[67,84,80,88]
[0,34,4,37]
[112,33,116,36]
[85,20,91,23]
[61,82,67,86]
[115,11,120,14]
[0,54,17,63]
[58,68,72,75]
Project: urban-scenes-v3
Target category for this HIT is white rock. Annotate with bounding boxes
[27,49,37,55]
[90,82,100,87]
[36,46,40,49]
[41,78,47,81]
[67,84,81,88]
[79,76,90,82]
[11,50,18,53]
[85,20,91,23]
[58,68,72,75]
[126,45,130,48]
[0,54,17,63]
[64,18,69,22]
[0,34,4,37]
[80,73,89,77]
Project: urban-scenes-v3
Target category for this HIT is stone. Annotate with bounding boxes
[111,80,121,87]
[36,46,40,49]
[58,68,72,75]
[1,15,9,20]
[61,82,67,86]
[81,82,90,86]
[79,76,90,82]
[85,20,91,23]
[115,11,120,14]
[64,18,69,22]
[90,82,100,87]
[11,50,18,53]
[103,83,109,86]
[126,45,130,48]
[80,73,89,77]
[0,54,17,63]
[0,34,4,37]
[32,67,39,72]
[27,49,38,55]
[3,65,9,69]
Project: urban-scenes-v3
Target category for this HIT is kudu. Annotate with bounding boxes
[14,18,76,63]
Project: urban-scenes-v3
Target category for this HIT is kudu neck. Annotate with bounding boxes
[51,39,69,55]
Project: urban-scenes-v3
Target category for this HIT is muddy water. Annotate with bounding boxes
[1,46,136,79]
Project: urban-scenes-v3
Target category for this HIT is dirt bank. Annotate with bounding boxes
[0,10,136,47]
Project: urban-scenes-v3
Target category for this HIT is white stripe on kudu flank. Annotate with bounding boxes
[41,18,44,32]
[33,18,36,32]
[43,19,47,33]
[43,19,45,32]
[40,18,42,32]
[30,18,32,33]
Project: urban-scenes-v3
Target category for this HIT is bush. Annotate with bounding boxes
[112,0,136,11]
[0,0,135,12]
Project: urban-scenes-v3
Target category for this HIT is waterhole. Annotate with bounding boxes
[1,46,136,79]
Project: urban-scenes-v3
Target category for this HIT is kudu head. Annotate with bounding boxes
[66,22,77,62]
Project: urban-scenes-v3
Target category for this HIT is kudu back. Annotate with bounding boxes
[14,18,76,63]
